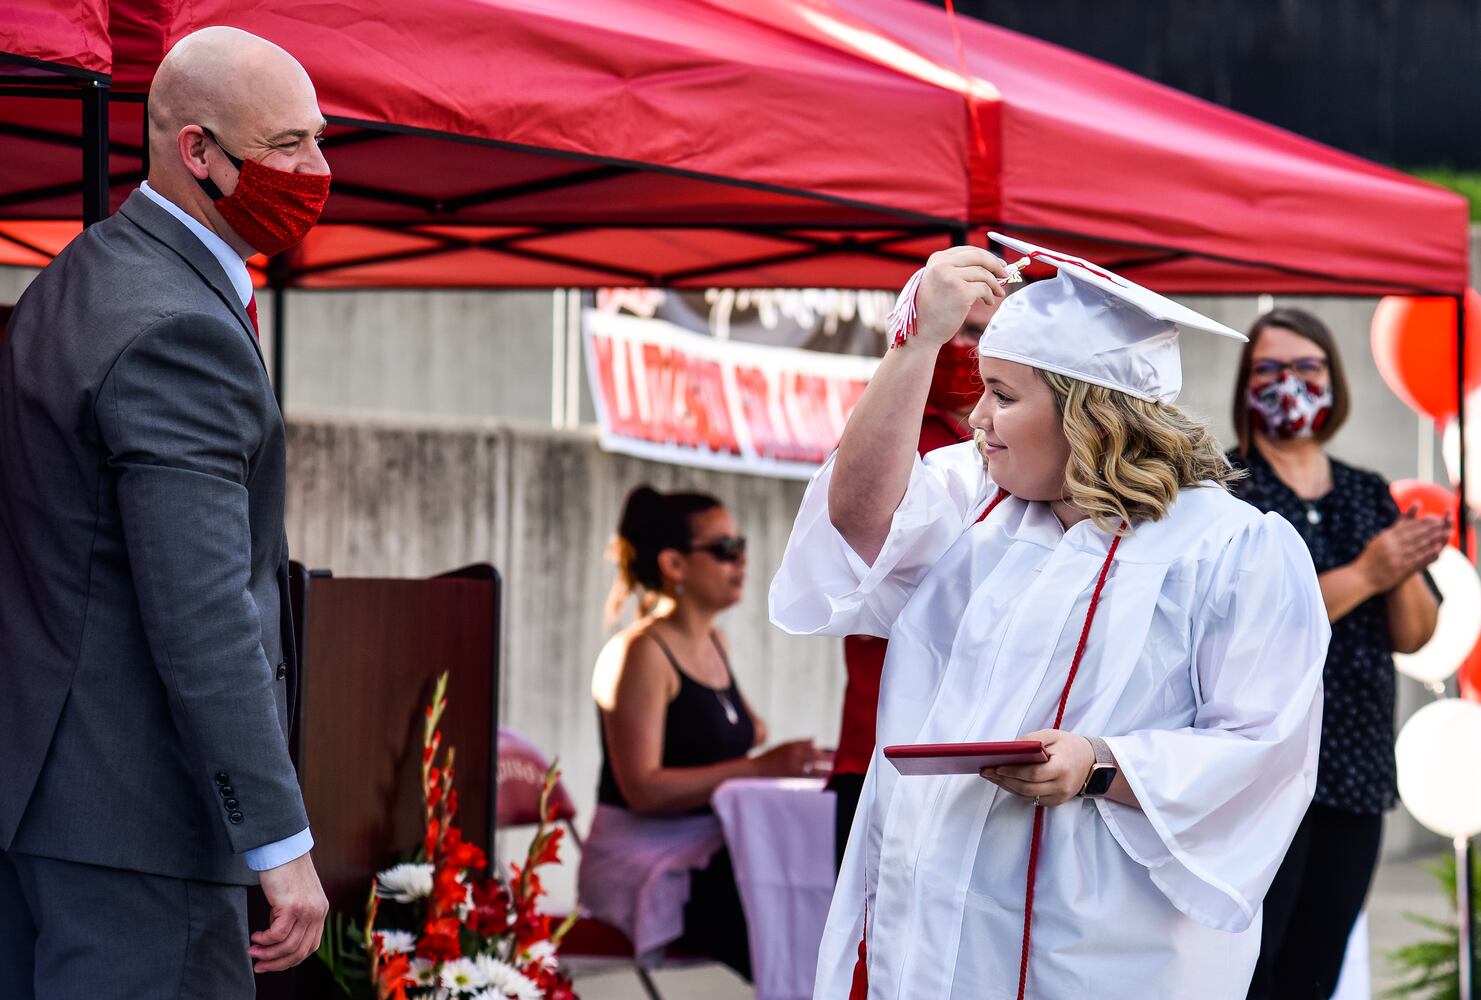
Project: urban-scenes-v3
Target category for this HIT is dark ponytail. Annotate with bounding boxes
[606,484,722,623]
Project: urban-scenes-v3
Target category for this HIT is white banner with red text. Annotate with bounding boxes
[584,310,879,480]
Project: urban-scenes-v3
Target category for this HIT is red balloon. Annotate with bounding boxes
[1390,479,1470,551]
[1371,290,1481,421]
[1460,639,1481,703]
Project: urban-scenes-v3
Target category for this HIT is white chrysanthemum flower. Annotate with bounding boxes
[440,956,486,994]
[376,862,435,903]
[520,939,558,972]
[376,929,419,955]
[408,957,440,987]
[473,955,541,1000]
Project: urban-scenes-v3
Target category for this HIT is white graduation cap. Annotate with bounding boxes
[979,232,1246,404]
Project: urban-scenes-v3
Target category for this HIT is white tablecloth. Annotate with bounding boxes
[711,777,836,1000]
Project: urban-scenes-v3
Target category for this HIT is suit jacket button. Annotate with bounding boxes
[275,662,287,680]
[229,812,244,824]
[225,798,239,809]
[215,773,229,785]
[220,786,234,797]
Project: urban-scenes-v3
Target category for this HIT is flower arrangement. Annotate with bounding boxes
[318,673,577,999]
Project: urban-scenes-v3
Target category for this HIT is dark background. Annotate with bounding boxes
[935,0,1479,171]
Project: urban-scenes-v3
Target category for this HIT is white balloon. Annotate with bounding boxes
[1396,698,1481,839]
[1440,417,1481,510]
[1393,547,1481,685]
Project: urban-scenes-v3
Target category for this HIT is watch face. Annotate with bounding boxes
[1084,766,1117,797]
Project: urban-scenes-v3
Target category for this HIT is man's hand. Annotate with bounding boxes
[981,729,1095,807]
[251,851,329,973]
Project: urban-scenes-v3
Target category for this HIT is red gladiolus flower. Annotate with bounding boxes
[531,828,563,869]
[432,866,467,917]
[516,914,554,954]
[443,828,488,872]
[376,954,413,1000]
[472,877,508,908]
[543,973,577,1000]
[416,917,463,963]
[467,878,511,936]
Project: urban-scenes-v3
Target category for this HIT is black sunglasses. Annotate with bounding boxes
[685,535,747,562]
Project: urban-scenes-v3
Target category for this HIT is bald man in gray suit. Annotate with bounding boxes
[0,27,330,999]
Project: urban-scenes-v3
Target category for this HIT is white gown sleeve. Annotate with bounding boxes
[769,440,988,639]
[1096,512,1328,933]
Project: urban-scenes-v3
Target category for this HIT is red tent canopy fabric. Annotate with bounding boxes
[709,0,1470,294]
[0,0,112,271]
[0,0,110,78]
[0,0,1469,294]
[3,0,977,285]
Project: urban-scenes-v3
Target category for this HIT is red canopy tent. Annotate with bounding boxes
[720,0,1469,296]
[3,0,993,286]
[0,0,1471,509]
[0,0,113,254]
[0,0,1467,293]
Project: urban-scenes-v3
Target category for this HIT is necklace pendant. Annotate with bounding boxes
[1306,507,1322,525]
[717,691,740,726]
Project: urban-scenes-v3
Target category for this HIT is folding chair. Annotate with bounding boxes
[496,728,710,1000]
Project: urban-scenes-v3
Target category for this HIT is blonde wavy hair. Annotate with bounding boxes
[1015,370,1243,534]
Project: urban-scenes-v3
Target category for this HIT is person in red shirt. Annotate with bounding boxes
[827,303,989,870]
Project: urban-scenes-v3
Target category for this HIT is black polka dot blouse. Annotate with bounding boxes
[1228,446,1435,815]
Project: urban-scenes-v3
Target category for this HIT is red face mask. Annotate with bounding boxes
[927,337,981,413]
[199,129,331,257]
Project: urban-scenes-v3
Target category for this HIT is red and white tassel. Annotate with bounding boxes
[886,267,927,349]
[887,258,1031,350]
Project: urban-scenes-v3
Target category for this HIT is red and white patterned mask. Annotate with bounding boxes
[1247,371,1333,439]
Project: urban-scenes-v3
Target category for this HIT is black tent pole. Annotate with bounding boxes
[272,280,287,405]
[1461,293,1470,562]
[81,79,110,225]
[268,256,289,404]
[1458,289,1475,1000]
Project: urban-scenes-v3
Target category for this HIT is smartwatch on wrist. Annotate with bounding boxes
[1078,735,1117,798]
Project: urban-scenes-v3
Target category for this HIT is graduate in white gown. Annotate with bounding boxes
[770,234,1330,1000]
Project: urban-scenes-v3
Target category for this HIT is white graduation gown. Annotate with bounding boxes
[770,441,1328,1000]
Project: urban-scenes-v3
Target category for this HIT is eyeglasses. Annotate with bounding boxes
[1251,358,1329,380]
[686,535,747,562]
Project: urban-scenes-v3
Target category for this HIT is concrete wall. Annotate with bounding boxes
[282,412,834,903]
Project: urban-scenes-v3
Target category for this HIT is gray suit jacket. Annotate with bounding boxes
[0,190,306,885]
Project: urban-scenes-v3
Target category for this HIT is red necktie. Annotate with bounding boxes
[245,295,260,341]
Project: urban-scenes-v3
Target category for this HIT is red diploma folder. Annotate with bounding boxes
[883,740,1048,775]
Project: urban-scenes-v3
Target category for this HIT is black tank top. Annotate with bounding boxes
[597,630,756,812]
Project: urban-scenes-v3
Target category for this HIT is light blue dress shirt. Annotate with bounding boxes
[136,183,311,872]
[139,182,255,310]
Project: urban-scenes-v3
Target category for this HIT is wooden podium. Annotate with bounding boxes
[255,562,501,999]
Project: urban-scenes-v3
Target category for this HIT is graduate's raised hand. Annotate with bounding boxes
[980,729,1095,807]
[914,247,1010,347]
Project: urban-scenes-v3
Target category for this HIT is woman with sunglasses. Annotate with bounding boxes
[1230,308,1446,1000]
[579,484,832,982]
